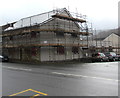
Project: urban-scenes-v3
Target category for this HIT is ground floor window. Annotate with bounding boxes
[72,46,79,54]
[31,47,37,56]
[109,46,113,52]
[57,46,65,54]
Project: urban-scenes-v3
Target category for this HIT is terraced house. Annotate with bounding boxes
[2,8,90,62]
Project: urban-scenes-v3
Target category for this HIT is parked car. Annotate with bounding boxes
[104,52,117,61]
[0,55,9,62]
[91,52,109,62]
[116,54,120,61]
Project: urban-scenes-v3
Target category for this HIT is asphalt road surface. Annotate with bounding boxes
[2,61,119,96]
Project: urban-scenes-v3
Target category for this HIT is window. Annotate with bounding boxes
[31,31,36,38]
[109,46,113,52]
[72,46,79,54]
[100,53,105,57]
[57,46,65,54]
[31,47,37,56]
[9,36,13,41]
[71,33,77,37]
[56,32,64,37]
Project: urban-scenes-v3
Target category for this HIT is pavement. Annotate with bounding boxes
[2,61,119,96]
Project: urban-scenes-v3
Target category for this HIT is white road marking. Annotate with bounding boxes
[52,72,119,82]
[2,66,119,82]
[2,66,32,71]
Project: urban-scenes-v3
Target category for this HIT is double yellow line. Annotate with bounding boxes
[9,88,48,97]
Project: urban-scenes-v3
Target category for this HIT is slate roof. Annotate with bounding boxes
[93,28,120,40]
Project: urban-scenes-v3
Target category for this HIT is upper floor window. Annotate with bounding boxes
[56,32,64,37]
[9,36,13,41]
[71,33,77,37]
[31,31,36,38]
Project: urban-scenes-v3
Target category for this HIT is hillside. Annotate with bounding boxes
[93,28,119,40]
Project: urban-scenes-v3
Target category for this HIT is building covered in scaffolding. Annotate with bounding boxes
[2,8,90,62]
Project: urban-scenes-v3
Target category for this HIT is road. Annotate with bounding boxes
[2,61,119,96]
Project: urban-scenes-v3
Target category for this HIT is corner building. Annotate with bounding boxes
[2,8,90,62]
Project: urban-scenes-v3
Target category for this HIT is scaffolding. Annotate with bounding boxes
[2,8,91,62]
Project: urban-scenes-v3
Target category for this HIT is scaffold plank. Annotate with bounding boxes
[52,14,86,23]
[2,43,88,48]
[2,29,89,37]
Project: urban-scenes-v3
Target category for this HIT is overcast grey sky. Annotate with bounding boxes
[0,0,119,30]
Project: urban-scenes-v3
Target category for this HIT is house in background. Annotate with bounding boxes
[2,8,90,62]
[89,28,120,54]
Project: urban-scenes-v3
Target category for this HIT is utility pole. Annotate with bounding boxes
[91,23,93,46]
[95,29,97,47]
